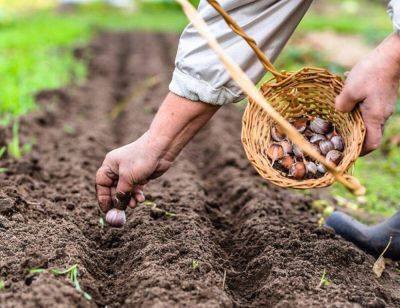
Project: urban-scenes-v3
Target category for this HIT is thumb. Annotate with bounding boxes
[335,85,362,113]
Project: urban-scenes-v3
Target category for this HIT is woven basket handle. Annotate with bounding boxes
[206,0,284,79]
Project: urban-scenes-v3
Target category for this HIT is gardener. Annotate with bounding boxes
[96,1,400,259]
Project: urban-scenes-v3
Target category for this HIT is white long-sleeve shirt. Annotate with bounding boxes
[170,0,400,106]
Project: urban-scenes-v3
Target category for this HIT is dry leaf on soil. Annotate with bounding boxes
[373,236,392,278]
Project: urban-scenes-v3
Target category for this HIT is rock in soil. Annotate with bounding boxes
[0,32,399,307]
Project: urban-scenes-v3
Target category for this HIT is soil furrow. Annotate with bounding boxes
[0,31,400,308]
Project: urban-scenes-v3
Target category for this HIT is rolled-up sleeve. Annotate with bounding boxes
[388,0,400,34]
[169,0,313,106]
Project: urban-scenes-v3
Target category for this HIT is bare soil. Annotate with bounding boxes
[1,32,400,307]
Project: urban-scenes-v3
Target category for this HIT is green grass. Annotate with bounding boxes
[0,3,187,122]
[299,0,392,42]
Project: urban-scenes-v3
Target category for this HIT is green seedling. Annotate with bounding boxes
[29,268,45,274]
[99,217,105,229]
[0,279,4,290]
[63,124,76,135]
[7,121,22,159]
[317,269,331,289]
[0,147,6,159]
[141,200,156,207]
[191,260,199,270]
[0,168,8,174]
[164,211,176,218]
[51,264,92,301]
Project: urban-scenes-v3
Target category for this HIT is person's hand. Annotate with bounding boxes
[95,92,219,217]
[335,34,400,155]
[95,132,172,212]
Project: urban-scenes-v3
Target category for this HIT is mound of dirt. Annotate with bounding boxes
[0,32,399,307]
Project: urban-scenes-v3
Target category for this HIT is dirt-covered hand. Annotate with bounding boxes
[335,34,400,155]
[96,132,172,212]
[95,92,219,214]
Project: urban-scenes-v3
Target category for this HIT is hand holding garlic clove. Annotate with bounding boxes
[267,117,344,180]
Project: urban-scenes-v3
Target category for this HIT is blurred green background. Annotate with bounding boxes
[0,0,398,220]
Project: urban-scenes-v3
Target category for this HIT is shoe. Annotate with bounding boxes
[325,211,400,260]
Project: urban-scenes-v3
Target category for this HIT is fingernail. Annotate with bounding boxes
[137,192,145,203]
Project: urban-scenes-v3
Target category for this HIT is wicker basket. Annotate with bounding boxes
[242,68,366,188]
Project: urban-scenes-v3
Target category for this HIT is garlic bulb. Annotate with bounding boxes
[279,140,293,155]
[106,208,126,228]
[271,125,286,142]
[292,118,308,133]
[292,144,304,158]
[279,156,294,170]
[319,140,334,155]
[316,163,326,174]
[310,134,326,145]
[289,162,306,179]
[331,135,344,151]
[326,150,343,165]
[310,117,333,134]
[267,143,284,165]
[305,161,318,176]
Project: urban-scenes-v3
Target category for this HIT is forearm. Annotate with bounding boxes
[147,92,219,162]
[378,34,400,77]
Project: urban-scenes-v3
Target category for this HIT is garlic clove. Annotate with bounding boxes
[331,135,344,151]
[289,162,306,179]
[271,125,286,142]
[292,118,308,133]
[326,150,343,165]
[305,161,318,176]
[292,144,304,158]
[319,140,334,155]
[310,134,326,145]
[316,163,326,174]
[267,143,284,165]
[279,155,294,170]
[279,140,293,155]
[106,208,126,228]
[310,117,333,134]
[303,129,314,139]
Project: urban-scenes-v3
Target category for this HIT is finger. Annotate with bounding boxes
[96,184,112,213]
[361,121,383,155]
[129,198,137,209]
[335,86,362,113]
[96,165,118,186]
[133,185,145,203]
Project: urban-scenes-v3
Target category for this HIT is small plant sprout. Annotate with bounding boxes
[63,124,76,135]
[99,217,105,229]
[0,146,6,159]
[142,200,156,207]
[191,260,199,270]
[29,268,45,274]
[164,211,176,218]
[7,121,34,159]
[0,168,8,174]
[317,269,331,289]
[0,279,4,290]
[8,121,22,159]
[51,264,92,301]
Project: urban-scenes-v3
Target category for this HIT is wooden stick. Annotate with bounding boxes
[175,0,365,196]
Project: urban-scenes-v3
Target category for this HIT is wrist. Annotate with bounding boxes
[380,34,400,78]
